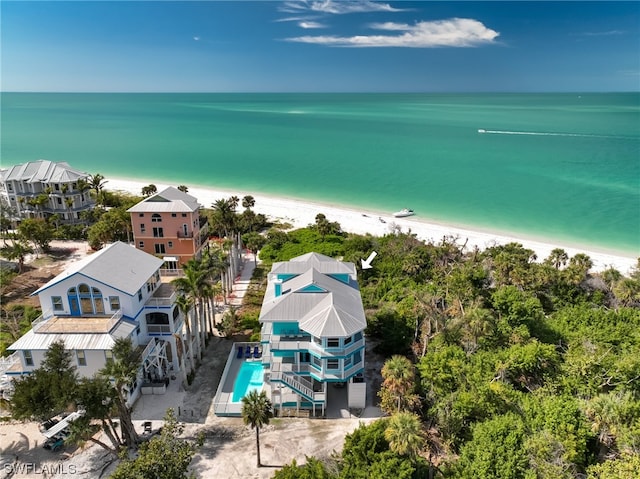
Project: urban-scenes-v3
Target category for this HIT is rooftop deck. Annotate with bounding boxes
[32,310,122,334]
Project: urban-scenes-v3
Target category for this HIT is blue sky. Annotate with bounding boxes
[1,1,639,92]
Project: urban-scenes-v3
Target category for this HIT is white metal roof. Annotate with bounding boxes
[8,320,136,352]
[33,242,163,296]
[260,266,366,338]
[127,186,201,213]
[270,252,356,277]
[2,160,89,183]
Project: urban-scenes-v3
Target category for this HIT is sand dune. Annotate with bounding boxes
[108,177,637,274]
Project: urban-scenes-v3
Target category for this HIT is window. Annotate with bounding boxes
[54,183,60,191]
[138,289,143,301]
[344,335,352,346]
[327,359,339,370]
[171,213,177,217]
[327,338,340,348]
[299,352,310,363]
[155,243,166,254]
[23,350,34,367]
[76,350,87,366]
[344,355,352,368]
[105,350,113,361]
[312,355,322,369]
[140,223,145,233]
[139,241,144,248]
[168,241,173,248]
[153,227,164,238]
[151,214,162,222]
[181,213,187,217]
[7,184,12,191]
[52,296,63,311]
[57,197,62,204]
[109,296,120,310]
[139,213,144,217]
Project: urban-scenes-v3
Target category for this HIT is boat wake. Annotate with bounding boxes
[477,129,625,139]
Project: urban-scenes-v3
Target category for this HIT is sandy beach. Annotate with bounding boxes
[108,176,638,274]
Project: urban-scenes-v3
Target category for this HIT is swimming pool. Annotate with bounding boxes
[232,361,264,403]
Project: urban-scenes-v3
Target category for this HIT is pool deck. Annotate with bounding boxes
[213,342,264,416]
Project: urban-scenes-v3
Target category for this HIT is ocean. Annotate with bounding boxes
[1,92,638,256]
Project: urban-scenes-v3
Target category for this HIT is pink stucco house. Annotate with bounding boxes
[127,187,209,269]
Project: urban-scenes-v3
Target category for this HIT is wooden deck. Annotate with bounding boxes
[35,316,113,334]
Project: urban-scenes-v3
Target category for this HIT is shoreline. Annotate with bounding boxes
[107,176,638,274]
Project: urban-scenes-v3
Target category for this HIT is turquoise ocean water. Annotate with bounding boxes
[1,92,638,256]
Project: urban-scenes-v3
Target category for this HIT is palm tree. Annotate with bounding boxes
[381,355,416,412]
[545,248,569,269]
[141,184,157,197]
[175,294,195,378]
[100,338,140,448]
[384,412,425,458]
[241,390,273,467]
[173,259,208,360]
[177,185,189,193]
[242,195,255,210]
[211,198,235,237]
[88,173,107,205]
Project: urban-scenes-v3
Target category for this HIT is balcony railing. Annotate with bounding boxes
[267,337,365,359]
[106,310,123,332]
[0,352,21,375]
[177,230,194,239]
[145,291,177,307]
[146,324,172,334]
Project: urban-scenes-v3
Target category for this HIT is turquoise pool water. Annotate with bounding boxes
[232,360,264,403]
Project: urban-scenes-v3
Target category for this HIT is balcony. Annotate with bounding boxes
[145,283,177,307]
[177,230,194,239]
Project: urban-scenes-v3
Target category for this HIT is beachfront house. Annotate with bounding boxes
[214,252,367,417]
[127,186,209,270]
[1,242,187,406]
[0,160,95,224]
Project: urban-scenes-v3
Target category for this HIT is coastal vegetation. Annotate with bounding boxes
[255,218,640,478]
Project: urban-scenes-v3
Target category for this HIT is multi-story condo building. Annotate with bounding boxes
[259,253,367,416]
[0,160,95,224]
[127,187,209,269]
[0,242,187,406]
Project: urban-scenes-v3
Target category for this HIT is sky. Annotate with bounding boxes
[1,1,639,92]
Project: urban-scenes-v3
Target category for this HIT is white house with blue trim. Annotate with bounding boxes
[1,242,186,405]
[259,252,367,416]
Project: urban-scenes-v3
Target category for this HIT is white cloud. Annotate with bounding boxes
[193,36,200,41]
[309,0,406,14]
[286,18,500,47]
[299,21,327,29]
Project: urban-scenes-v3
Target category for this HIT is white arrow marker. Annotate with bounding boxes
[361,251,377,270]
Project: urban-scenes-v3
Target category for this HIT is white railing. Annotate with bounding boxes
[140,338,157,360]
[145,291,177,307]
[269,337,364,359]
[106,310,123,332]
[0,352,20,375]
[146,325,171,334]
[270,364,325,403]
[31,311,53,333]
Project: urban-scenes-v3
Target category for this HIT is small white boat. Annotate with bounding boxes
[478,129,486,133]
[393,208,414,218]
